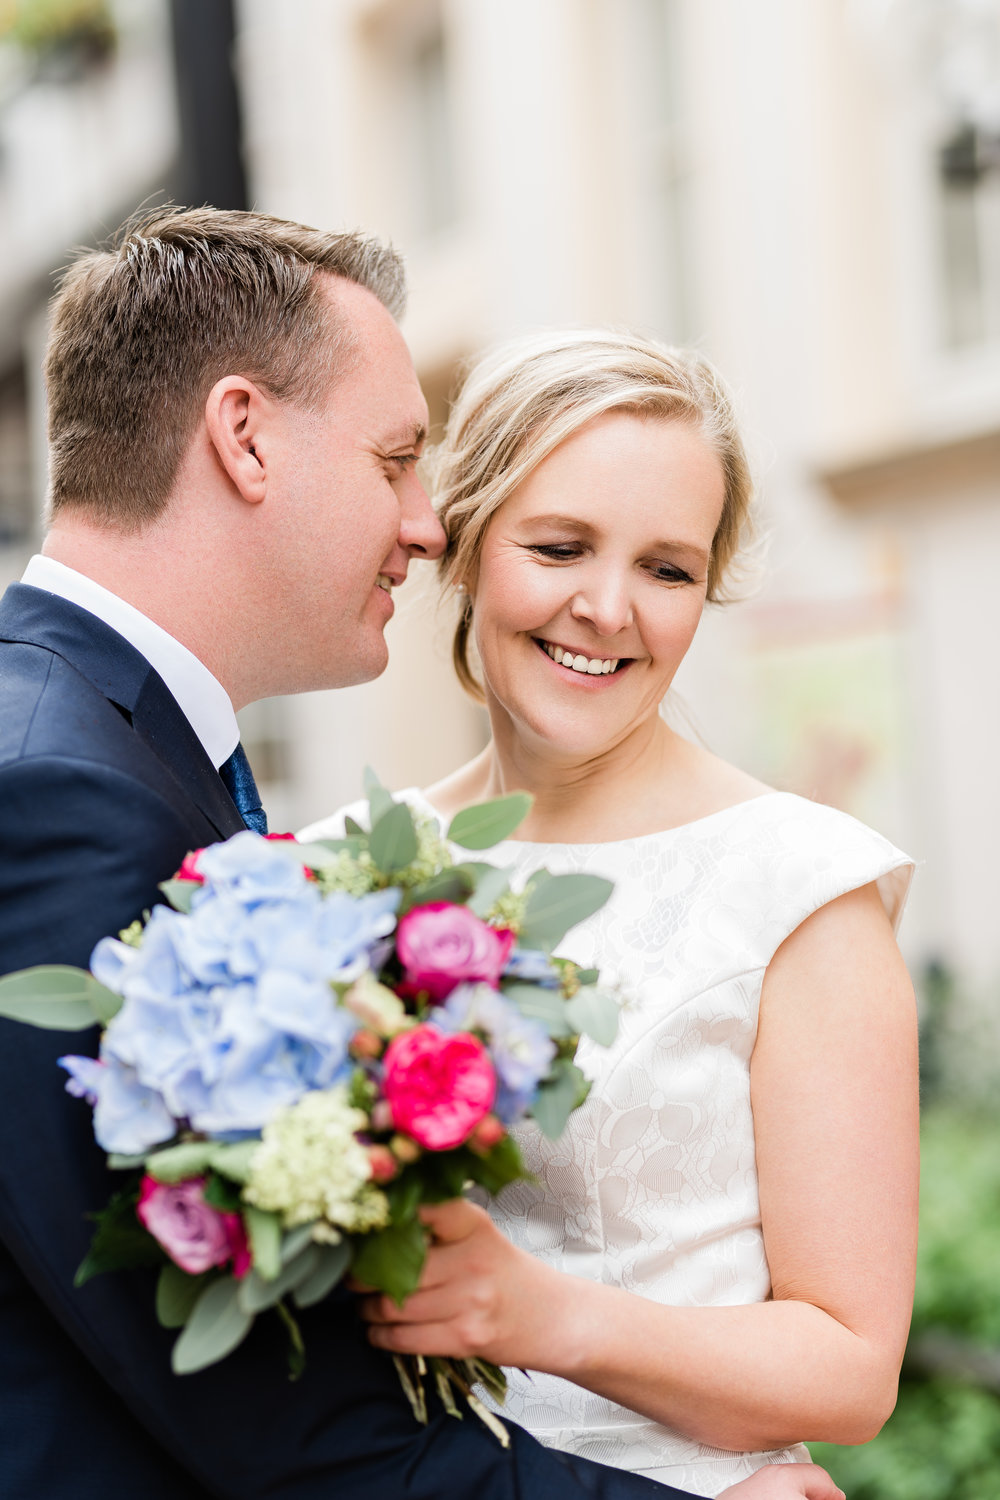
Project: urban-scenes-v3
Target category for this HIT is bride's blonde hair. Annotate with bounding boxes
[430,327,756,702]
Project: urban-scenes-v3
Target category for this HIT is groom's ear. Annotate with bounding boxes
[203,376,270,504]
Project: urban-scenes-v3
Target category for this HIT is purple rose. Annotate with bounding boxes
[137,1175,249,1276]
[396,902,515,1001]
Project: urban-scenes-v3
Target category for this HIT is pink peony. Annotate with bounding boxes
[137,1175,250,1277]
[383,1025,496,1150]
[395,902,515,1001]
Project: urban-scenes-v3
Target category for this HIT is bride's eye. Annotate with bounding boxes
[648,560,695,584]
[527,543,583,561]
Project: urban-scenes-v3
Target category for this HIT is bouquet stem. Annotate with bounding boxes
[393,1354,510,1447]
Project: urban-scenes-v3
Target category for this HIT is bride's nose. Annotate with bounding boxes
[569,568,634,638]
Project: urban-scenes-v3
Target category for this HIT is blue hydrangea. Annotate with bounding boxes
[502,948,561,986]
[64,832,402,1153]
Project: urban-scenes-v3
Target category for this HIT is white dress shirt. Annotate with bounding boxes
[21,555,239,769]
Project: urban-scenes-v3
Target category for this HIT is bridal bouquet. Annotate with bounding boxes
[0,773,617,1442]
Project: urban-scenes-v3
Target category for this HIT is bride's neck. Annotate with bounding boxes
[463,715,688,843]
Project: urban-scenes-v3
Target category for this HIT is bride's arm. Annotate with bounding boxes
[359,880,919,1451]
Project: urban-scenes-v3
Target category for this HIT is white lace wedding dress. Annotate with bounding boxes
[302,789,913,1497]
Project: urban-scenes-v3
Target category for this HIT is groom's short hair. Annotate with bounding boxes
[43,206,406,530]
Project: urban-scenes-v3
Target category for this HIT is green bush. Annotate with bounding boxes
[812,1108,1000,1496]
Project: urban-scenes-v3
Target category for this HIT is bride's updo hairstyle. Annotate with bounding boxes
[432,327,755,702]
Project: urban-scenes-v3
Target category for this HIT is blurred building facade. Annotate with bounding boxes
[1,0,998,996]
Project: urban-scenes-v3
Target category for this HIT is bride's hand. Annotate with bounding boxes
[356,1198,562,1368]
[717,1465,845,1500]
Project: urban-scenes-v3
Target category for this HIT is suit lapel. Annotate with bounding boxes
[0,584,245,840]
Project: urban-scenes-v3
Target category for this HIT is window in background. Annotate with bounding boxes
[0,364,35,547]
[937,119,1000,350]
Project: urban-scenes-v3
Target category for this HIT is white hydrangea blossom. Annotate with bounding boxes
[244,1086,389,1235]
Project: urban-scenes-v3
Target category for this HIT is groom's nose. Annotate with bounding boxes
[399,472,446,560]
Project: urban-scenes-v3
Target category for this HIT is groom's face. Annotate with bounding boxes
[261,278,444,692]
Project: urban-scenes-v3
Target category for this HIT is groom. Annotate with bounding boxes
[0,208,839,1500]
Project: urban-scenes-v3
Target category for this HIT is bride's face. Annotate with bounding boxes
[468,411,726,760]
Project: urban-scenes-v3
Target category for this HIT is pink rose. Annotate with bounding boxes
[137,1175,250,1277]
[383,1025,496,1150]
[395,902,515,1001]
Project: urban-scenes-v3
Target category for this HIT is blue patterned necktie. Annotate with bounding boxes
[219,743,268,835]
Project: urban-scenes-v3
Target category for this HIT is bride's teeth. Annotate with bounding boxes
[541,641,619,675]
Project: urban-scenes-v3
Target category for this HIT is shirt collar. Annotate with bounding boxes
[22,555,240,769]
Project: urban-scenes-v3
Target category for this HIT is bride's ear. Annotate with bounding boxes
[204,376,270,505]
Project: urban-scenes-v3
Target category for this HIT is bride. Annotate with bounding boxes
[303,329,918,1497]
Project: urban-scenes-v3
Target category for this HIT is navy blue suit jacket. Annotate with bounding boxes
[0,583,698,1500]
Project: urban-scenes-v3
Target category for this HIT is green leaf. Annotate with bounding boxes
[531,1058,589,1140]
[400,869,474,912]
[209,1140,260,1185]
[156,1264,209,1328]
[564,986,620,1047]
[501,982,573,1038]
[0,966,116,1030]
[344,815,366,837]
[519,873,613,952]
[238,1244,321,1314]
[369,801,419,874]
[447,794,532,850]
[145,1141,214,1183]
[293,839,364,867]
[159,879,195,914]
[575,967,599,987]
[244,1206,282,1281]
[202,1173,242,1212]
[107,1152,147,1170]
[292,1240,351,1308]
[281,1224,317,1265]
[75,1188,166,1286]
[467,1133,527,1195]
[465,865,513,919]
[351,1217,428,1306]
[386,1173,424,1226]
[364,766,394,825]
[172,1276,254,1374]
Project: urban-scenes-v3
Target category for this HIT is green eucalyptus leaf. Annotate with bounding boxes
[447,793,532,850]
[159,879,195,914]
[531,1058,589,1140]
[244,1206,282,1282]
[292,1240,352,1308]
[172,1276,254,1374]
[107,1152,147,1170]
[0,966,116,1030]
[237,1244,321,1314]
[369,800,419,873]
[575,967,599,986]
[145,1141,215,1183]
[209,1140,260,1185]
[364,766,394,825]
[501,982,573,1037]
[466,865,513,918]
[292,839,363,867]
[400,868,472,912]
[519,874,614,952]
[281,1223,318,1265]
[344,815,366,837]
[156,1264,209,1328]
[202,1173,242,1212]
[351,1217,428,1306]
[564,986,620,1047]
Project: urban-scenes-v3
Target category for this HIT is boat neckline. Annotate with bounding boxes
[403,787,796,849]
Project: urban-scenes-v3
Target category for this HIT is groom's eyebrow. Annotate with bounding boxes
[384,421,427,449]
